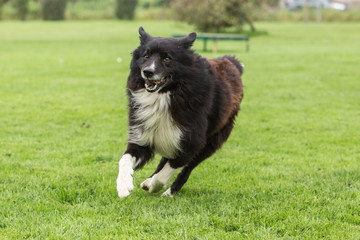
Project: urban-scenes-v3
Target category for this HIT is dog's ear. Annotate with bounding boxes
[179,32,197,49]
[139,27,152,45]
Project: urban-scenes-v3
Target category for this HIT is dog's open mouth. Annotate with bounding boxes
[144,76,169,92]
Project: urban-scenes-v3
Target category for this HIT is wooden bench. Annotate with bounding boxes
[173,33,249,53]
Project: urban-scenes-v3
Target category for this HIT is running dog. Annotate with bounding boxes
[117,27,244,198]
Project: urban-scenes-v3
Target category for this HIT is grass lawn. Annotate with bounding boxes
[0,20,359,239]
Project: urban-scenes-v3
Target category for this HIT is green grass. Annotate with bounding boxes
[0,21,359,239]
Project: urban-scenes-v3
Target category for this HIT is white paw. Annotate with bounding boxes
[140,176,165,193]
[116,170,134,198]
[146,162,179,194]
[117,154,136,199]
[140,177,152,191]
[161,188,174,198]
[148,176,166,193]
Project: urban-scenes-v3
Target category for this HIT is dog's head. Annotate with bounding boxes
[131,27,197,93]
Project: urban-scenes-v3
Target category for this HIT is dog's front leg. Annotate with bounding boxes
[116,153,136,198]
[117,143,153,198]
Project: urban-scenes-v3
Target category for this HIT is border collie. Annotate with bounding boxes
[117,27,244,198]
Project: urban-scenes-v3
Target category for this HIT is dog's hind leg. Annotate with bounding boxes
[141,157,181,193]
[140,157,167,191]
[163,117,237,197]
[161,145,215,197]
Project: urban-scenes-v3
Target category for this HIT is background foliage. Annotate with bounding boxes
[115,0,138,20]
[41,0,67,20]
[12,0,28,20]
[171,0,254,32]
[1,0,359,26]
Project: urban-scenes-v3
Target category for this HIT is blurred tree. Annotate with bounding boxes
[253,0,279,7]
[172,0,256,33]
[41,0,67,20]
[226,0,256,31]
[115,0,138,20]
[156,0,172,7]
[13,0,29,20]
[0,0,3,19]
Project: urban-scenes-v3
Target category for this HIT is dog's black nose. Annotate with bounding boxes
[143,68,154,78]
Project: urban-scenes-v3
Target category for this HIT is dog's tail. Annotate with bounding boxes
[223,56,244,105]
[224,56,244,76]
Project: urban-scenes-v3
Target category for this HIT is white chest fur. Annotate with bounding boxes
[128,89,183,159]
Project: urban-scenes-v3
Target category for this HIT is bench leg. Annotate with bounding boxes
[213,40,217,54]
[203,39,207,52]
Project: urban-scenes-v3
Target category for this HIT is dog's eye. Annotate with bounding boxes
[144,55,149,60]
[163,57,171,63]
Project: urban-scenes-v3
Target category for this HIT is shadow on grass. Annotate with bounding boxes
[244,30,269,38]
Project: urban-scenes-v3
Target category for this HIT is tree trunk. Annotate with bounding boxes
[242,12,256,32]
[0,0,3,20]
